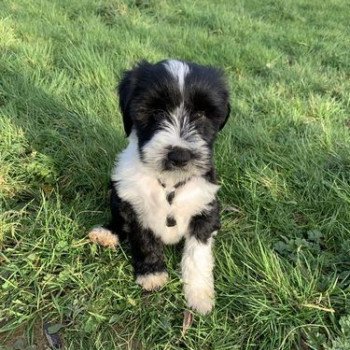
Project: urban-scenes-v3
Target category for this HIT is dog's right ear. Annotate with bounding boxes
[118,60,151,137]
[118,69,136,137]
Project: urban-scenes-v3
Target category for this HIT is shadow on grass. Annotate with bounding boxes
[1,65,125,224]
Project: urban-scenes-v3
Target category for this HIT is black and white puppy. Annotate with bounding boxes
[89,59,230,314]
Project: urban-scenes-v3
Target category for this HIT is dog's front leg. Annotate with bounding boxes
[128,228,168,291]
[182,202,220,314]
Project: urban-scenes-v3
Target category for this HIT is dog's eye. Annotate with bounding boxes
[192,111,205,121]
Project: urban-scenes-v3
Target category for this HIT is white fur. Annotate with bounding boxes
[111,132,219,245]
[182,236,215,314]
[164,59,190,93]
[136,272,168,291]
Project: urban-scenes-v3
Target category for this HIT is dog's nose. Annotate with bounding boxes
[167,147,192,167]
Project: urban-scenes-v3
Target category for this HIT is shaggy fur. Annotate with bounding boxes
[89,59,230,314]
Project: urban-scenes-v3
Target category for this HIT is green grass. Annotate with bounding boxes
[1,0,350,348]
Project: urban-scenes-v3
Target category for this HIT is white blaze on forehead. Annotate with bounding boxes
[164,59,190,92]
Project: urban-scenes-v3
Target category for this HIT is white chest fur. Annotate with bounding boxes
[111,135,219,245]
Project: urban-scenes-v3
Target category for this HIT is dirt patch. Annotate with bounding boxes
[0,321,52,350]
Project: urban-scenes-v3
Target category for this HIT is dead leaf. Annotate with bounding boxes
[44,323,63,349]
[182,310,193,336]
[223,205,241,213]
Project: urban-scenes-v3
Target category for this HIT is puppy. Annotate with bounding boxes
[89,59,230,314]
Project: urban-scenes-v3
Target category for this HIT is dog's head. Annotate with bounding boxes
[118,59,230,179]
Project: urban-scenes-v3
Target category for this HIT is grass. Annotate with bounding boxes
[1,0,350,348]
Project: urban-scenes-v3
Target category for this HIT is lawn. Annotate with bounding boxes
[1,0,350,349]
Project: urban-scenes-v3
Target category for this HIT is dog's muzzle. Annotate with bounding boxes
[165,146,192,168]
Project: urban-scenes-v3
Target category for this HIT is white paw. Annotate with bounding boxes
[88,227,119,249]
[184,285,214,315]
[136,272,168,291]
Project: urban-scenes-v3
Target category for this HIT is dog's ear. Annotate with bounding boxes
[118,69,137,137]
[219,102,231,131]
[118,60,151,136]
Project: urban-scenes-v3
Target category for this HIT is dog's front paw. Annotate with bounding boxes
[184,285,214,315]
[88,227,119,249]
[136,272,168,291]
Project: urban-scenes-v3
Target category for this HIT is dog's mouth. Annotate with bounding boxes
[162,161,192,173]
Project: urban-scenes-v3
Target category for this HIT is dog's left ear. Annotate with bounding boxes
[219,102,231,131]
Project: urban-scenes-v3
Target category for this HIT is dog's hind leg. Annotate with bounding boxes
[88,181,127,249]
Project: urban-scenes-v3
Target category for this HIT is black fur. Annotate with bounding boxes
[166,216,177,227]
[128,227,166,277]
[203,165,218,184]
[166,191,175,204]
[104,181,128,242]
[188,200,221,244]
